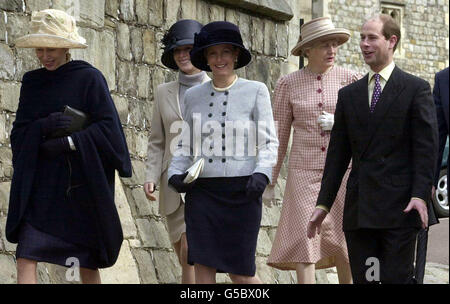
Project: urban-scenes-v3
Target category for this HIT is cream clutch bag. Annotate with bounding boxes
[183,157,204,184]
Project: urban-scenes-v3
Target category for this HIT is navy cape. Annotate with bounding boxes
[6,60,132,268]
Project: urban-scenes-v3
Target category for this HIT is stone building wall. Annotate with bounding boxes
[0,0,448,284]
[314,0,449,86]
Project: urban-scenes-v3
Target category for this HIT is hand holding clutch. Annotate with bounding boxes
[49,105,90,138]
[40,112,73,136]
[183,158,204,183]
[169,172,196,193]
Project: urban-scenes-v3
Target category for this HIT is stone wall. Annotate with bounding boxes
[0,0,448,284]
[316,0,449,86]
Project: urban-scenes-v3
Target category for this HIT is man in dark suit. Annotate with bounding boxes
[433,67,449,190]
[307,14,438,284]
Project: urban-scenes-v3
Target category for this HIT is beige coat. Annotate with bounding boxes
[145,75,210,216]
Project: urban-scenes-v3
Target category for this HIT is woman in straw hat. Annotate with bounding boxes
[143,19,209,284]
[6,9,131,284]
[266,17,361,283]
[167,21,278,283]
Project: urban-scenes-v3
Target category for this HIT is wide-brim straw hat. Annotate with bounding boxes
[190,21,251,72]
[291,17,350,56]
[14,9,87,49]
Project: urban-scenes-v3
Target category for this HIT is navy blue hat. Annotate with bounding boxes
[190,21,252,72]
[161,19,203,70]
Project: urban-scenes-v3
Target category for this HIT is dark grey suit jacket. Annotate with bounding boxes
[316,66,439,231]
[433,67,449,184]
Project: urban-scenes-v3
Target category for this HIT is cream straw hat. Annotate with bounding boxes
[14,9,87,49]
[291,17,350,57]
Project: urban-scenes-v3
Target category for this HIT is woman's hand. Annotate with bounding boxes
[317,111,334,131]
[246,173,269,199]
[40,112,73,136]
[144,182,157,201]
[40,137,71,158]
[168,172,195,193]
[262,184,275,204]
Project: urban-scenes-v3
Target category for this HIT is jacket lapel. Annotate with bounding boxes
[358,66,405,159]
[166,82,183,119]
[350,74,370,128]
[166,74,211,120]
[367,66,404,138]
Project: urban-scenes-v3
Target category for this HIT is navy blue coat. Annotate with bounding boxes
[433,67,449,185]
[6,60,132,268]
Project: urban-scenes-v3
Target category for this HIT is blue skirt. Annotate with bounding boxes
[16,222,99,270]
[185,176,262,276]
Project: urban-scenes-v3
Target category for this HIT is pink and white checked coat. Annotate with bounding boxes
[267,66,361,270]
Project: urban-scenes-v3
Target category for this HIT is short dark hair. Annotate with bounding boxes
[378,14,401,52]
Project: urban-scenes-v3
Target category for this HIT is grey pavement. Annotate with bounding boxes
[322,218,449,284]
[424,217,449,284]
[428,217,449,265]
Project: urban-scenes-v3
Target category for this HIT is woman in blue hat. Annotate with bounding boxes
[168,21,279,284]
[144,19,209,284]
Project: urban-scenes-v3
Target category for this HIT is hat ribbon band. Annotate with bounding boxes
[194,29,243,48]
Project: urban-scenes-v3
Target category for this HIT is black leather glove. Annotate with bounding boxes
[246,173,269,199]
[40,137,71,158]
[40,112,73,136]
[168,172,196,193]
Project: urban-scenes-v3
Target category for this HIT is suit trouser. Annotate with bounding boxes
[344,227,419,284]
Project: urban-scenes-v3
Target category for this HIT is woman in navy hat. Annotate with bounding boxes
[168,21,279,284]
[144,19,209,284]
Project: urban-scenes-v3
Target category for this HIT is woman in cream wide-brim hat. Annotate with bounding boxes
[15,8,87,49]
[6,9,132,284]
[266,16,362,284]
[290,16,350,56]
[14,8,87,69]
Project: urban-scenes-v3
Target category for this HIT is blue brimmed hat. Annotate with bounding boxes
[189,21,251,72]
[161,19,203,70]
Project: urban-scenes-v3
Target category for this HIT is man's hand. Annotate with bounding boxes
[307,208,328,239]
[144,182,157,201]
[403,198,428,229]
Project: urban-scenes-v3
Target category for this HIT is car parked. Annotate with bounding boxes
[432,136,448,218]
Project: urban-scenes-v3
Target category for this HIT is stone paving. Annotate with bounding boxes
[319,263,449,284]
